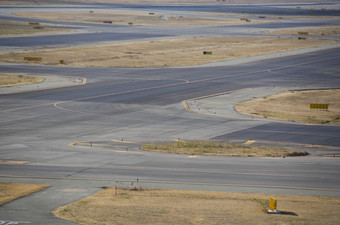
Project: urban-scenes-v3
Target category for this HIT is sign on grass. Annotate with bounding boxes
[309,103,329,110]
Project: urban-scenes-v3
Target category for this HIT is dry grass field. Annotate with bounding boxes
[53,187,340,225]
[235,89,340,125]
[0,20,73,36]
[0,25,71,36]
[0,37,337,68]
[268,26,340,36]
[0,74,45,87]
[0,182,49,205]
[14,11,267,26]
[141,140,308,157]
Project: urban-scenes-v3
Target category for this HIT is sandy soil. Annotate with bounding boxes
[53,187,340,225]
[235,89,340,125]
[0,36,337,68]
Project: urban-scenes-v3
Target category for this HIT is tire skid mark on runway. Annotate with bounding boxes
[0,174,339,193]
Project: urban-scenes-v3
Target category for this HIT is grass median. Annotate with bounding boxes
[267,26,340,36]
[53,187,340,225]
[0,36,337,68]
[0,182,49,205]
[14,11,267,27]
[0,20,73,36]
[235,89,340,125]
[141,140,309,157]
[0,74,45,87]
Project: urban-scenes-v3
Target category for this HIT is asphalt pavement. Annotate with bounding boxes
[0,3,340,225]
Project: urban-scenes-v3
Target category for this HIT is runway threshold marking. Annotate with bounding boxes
[1,174,339,193]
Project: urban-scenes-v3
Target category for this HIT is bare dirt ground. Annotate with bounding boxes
[1,0,339,5]
[14,11,270,26]
[53,187,340,225]
[0,36,337,68]
[0,182,49,205]
[235,89,340,125]
[268,26,340,36]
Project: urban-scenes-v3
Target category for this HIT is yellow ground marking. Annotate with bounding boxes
[244,140,256,146]
[0,174,339,193]
[0,160,29,165]
[173,139,186,142]
[188,155,199,158]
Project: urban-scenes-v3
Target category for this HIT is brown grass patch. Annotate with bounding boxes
[235,89,340,125]
[0,36,337,68]
[0,20,73,36]
[53,187,340,225]
[141,140,308,157]
[0,182,49,205]
[0,74,45,87]
[268,26,340,36]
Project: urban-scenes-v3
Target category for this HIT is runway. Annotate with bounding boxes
[0,3,340,224]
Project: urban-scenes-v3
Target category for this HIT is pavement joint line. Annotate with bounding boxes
[4,163,340,180]
[0,174,339,192]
